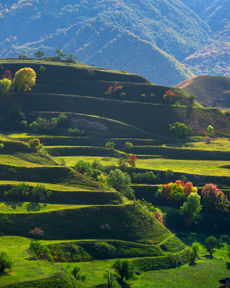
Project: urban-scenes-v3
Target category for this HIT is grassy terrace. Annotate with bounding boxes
[54,156,230,177]
[0,202,94,213]
[0,236,59,287]
[0,180,99,192]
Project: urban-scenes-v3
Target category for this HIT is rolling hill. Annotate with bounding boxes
[0,59,230,287]
[176,75,230,108]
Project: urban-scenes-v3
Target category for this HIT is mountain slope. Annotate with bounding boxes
[176,75,230,108]
[0,0,210,85]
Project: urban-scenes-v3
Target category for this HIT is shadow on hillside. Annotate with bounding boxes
[4,201,23,210]
[4,201,42,212]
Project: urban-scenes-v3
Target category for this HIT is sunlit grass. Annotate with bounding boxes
[0,236,59,287]
[55,156,230,177]
[0,202,94,214]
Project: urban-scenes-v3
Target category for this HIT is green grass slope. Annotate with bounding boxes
[176,75,230,108]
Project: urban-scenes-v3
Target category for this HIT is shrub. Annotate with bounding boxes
[74,160,92,175]
[104,269,116,288]
[180,193,202,226]
[169,122,192,138]
[13,67,36,91]
[0,251,13,274]
[71,267,86,281]
[28,138,42,151]
[156,180,197,203]
[205,236,218,258]
[107,169,135,199]
[163,90,176,104]
[29,114,70,134]
[128,154,136,168]
[112,259,134,284]
[132,171,157,184]
[124,141,133,150]
[29,240,53,261]
[201,184,229,213]
[105,141,115,149]
[0,143,4,149]
[0,78,12,96]
[3,183,52,202]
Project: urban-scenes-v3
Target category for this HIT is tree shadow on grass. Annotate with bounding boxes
[226,262,230,270]
[26,202,42,212]
[4,201,23,210]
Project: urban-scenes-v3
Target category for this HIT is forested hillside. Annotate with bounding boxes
[0,0,208,85]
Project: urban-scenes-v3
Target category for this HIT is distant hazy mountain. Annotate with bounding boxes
[0,0,228,85]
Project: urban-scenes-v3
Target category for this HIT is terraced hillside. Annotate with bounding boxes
[0,60,230,287]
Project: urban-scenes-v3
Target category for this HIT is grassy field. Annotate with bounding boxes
[0,236,59,287]
[130,260,230,288]
[54,156,230,177]
[0,154,45,167]
[0,202,94,213]
[0,180,99,192]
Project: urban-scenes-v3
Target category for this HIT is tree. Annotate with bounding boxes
[207,125,214,138]
[0,251,13,274]
[205,236,218,258]
[112,260,134,284]
[0,143,4,149]
[0,78,11,96]
[66,54,76,62]
[169,122,192,138]
[18,50,29,59]
[105,141,115,150]
[13,67,36,91]
[124,141,133,151]
[34,50,45,58]
[71,266,86,281]
[104,269,116,288]
[180,192,202,226]
[56,49,66,59]
[189,242,200,265]
[201,184,229,212]
[107,169,134,199]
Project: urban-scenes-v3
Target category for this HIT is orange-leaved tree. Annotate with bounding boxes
[14,67,36,91]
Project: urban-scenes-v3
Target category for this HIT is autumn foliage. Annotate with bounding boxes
[201,184,229,212]
[14,67,36,91]
[156,180,197,202]
[105,82,123,95]
[2,69,12,80]
[128,154,136,168]
[163,89,176,103]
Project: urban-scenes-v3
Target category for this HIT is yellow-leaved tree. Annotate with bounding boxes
[14,67,36,91]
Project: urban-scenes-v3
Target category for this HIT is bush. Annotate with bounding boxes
[29,240,53,261]
[105,141,115,149]
[3,183,52,202]
[201,184,229,213]
[132,171,157,184]
[156,180,197,203]
[29,114,70,134]
[180,193,202,226]
[13,67,36,91]
[0,251,13,274]
[71,267,86,281]
[124,141,134,150]
[107,169,135,199]
[74,160,92,175]
[205,236,218,258]
[169,122,192,138]
[0,78,12,96]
